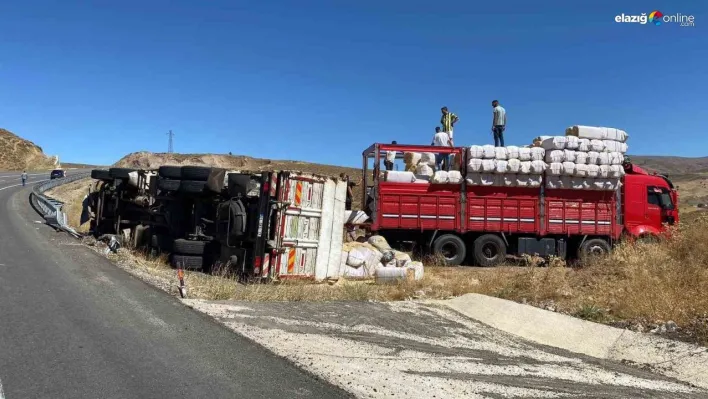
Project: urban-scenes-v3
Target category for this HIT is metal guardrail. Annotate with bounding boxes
[31,172,92,237]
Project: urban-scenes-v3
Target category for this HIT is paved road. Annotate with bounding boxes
[0,178,350,398]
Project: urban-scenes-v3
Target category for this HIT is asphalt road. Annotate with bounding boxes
[0,175,351,398]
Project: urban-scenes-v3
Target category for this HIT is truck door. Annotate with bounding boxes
[645,186,663,230]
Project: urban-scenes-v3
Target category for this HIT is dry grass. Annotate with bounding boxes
[45,178,94,233]
[0,128,58,171]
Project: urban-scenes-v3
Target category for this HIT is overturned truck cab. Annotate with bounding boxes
[87,166,348,280]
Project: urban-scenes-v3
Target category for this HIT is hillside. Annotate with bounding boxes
[0,128,59,171]
[631,156,708,175]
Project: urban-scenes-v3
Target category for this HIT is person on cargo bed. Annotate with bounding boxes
[384,141,397,171]
[432,127,453,171]
[341,173,355,211]
[491,100,506,147]
[440,106,458,138]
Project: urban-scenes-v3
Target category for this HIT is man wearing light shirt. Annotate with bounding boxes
[384,140,397,171]
[491,100,506,147]
[432,127,453,171]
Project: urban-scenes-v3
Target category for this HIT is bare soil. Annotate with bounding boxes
[0,128,59,171]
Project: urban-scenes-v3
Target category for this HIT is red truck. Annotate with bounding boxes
[362,143,679,266]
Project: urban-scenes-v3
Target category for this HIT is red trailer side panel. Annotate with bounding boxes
[377,182,461,231]
[544,189,618,237]
[466,187,540,233]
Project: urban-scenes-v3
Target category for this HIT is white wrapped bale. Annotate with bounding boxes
[597,152,610,166]
[482,145,496,159]
[384,171,416,183]
[448,170,462,183]
[507,159,521,173]
[575,151,588,165]
[530,160,547,174]
[506,146,520,159]
[519,161,532,174]
[546,176,563,190]
[432,171,449,184]
[566,125,629,142]
[403,152,421,166]
[414,175,430,184]
[532,135,552,147]
[467,158,483,172]
[547,162,564,176]
[606,179,621,191]
[590,139,605,152]
[570,178,589,190]
[603,141,628,153]
[564,150,577,163]
[503,174,516,187]
[587,151,600,165]
[347,247,367,267]
[578,139,591,152]
[368,235,391,251]
[466,173,481,186]
[609,165,625,178]
[599,165,611,178]
[494,147,508,160]
[566,136,580,150]
[574,163,588,177]
[591,179,605,191]
[529,174,543,188]
[420,152,436,166]
[545,150,565,163]
[518,147,532,161]
[404,261,424,281]
[415,163,434,177]
[562,161,576,176]
[494,160,509,174]
[468,145,484,159]
[516,175,530,187]
[530,147,546,161]
[539,136,567,150]
[481,173,498,186]
[609,152,624,165]
[481,159,496,172]
[587,164,600,178]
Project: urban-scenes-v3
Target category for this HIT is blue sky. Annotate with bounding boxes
[0,0,705,166]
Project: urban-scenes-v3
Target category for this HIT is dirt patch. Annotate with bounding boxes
[0,128,59,171]
[45,178,94,233]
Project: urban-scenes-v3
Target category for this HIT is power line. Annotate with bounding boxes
[167,130,174,153]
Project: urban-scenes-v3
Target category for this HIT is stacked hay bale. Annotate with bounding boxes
[339,235,424,282]
[536,125,628,191]
[465,144,545,187]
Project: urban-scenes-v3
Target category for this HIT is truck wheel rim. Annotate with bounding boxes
[482,243,498,259]
[588,245,605,256]
[441,243,457,260]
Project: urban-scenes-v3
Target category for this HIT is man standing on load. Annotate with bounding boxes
[491,99,506,147]
[432,127,454,171]
[440,106,458,138]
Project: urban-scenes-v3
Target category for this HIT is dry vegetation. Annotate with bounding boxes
[45,178,94,233]
[0,128,59,171]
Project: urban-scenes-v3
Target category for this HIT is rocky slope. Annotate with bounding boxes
[0,128,59,171]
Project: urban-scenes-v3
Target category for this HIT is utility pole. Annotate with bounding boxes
[167,130,174,153]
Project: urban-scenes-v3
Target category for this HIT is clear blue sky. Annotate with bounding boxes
[0,0,705,166]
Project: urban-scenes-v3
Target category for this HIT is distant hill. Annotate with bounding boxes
[0,128,59,171]
[631,156,708,176]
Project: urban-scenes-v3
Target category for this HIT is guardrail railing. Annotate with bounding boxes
[31,172,91,237]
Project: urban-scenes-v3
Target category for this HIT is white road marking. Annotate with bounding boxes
[0,376,6,399]
[0,179,49,191]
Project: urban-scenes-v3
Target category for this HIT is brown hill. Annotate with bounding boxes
[631,156,708,175]
[0,128,59,171]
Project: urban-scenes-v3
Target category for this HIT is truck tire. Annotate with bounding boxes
[179,180,206,193]
[432,234,466,266]
[170,254,204,271]
[578,238,611,263]
[473,234,507,267]
[173,239,208,255]
[157,178,180,191]
[91,169,112,180]
[181,166,212,181]
[158,166,182,179]
[109,168,136,179]
[151,234,173,251]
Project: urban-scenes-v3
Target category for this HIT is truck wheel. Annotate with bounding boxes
[179,180,206,193]
[578,238,611,262]
[181,166,212,181]
[91,169,112,180]
[158,166,182,179]
[157,178,180,191]
[151,234,173,252]
[170,254,204,271]
[432,234,466,266]
[173,239,208,255]
[109,168,136,179]
[473,234,507,267]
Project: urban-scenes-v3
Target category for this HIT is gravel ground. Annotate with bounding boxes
[184,300,705,399]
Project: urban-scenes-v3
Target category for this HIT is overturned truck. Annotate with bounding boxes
[87,166,347,280]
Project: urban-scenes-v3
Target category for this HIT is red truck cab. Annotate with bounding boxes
[362,143,678,265]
